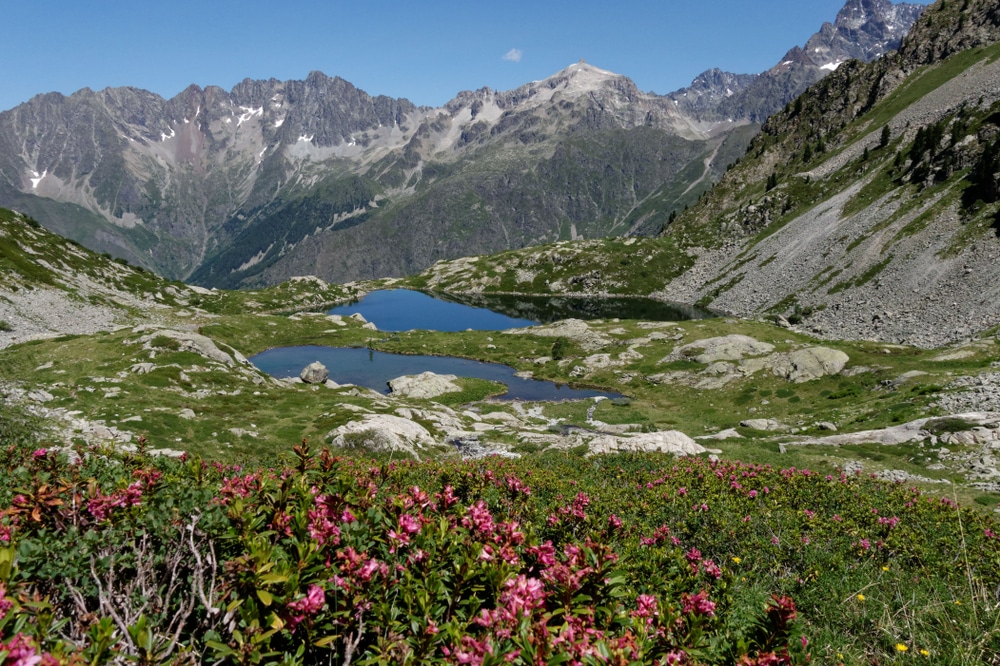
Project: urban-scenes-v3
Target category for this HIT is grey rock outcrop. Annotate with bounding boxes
[740,418,790,432]
[669,334,775,364]
[135,328,243,366]
[507,318,612,352]
[300,362,330,384]
[585,430,706,457]
[652,336,849,388]
[779,347,850,383]
[388,372,462,399]
[696,428,744,441]
[327,414,436,458]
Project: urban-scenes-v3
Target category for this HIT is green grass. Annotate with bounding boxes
[2,267,1000,511]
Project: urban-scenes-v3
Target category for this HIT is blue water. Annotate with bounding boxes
[328,290,537,332]
[250,346,619,402]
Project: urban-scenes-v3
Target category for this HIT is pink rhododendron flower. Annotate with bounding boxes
[87,482,144,520]
[387,529,410,551]
[632,593,658,624]
[527,541,557,567]
[681,590,717,617]
[286,584,325,631]
[357,558,382,583]
[216,473,260,504]
[0,633,43,666]
[500,575,546,618]
[703,559,722,579]
[399,513,421,535]
[436,485,459,508]
[0,585,12,622]
[463,501,495,535]
[505,475,531,496]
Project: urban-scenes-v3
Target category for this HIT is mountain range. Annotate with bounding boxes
[411,0,1000,349]
[0,0,922,288]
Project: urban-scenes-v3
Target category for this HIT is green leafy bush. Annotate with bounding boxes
[0,441,995,664]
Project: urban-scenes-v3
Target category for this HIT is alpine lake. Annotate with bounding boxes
[249,289,715,401]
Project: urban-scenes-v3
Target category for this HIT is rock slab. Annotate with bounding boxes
[388,372,462,399]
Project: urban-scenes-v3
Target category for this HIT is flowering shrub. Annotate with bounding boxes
[0,438,997,664]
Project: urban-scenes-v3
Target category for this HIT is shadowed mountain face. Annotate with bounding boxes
[0,1,923,288]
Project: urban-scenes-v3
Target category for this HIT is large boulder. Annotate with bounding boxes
[586,430,706,456]
[740,418,790,432]
[780,347,850,383]
[738,346,849,383]
[300,362,330,384]
[327,414,435,457]
[388,372,462,399]
[671,334,775,364]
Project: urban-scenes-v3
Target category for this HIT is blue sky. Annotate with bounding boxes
[3,1,929,112]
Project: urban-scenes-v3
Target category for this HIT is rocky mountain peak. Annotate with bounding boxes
[835,0,886,30]
[670,0,924,122]
[551,60,622,86]
[806,0,925,67]
[499,60,637,107]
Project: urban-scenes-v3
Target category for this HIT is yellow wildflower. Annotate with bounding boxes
[856,594,865,601]
[920,649,930,656]
[732,556,742,564]
[896,644,908,652]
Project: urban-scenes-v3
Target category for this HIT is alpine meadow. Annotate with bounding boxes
[2,1,1000,664]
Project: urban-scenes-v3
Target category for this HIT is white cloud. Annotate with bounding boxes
[502,48,523,63]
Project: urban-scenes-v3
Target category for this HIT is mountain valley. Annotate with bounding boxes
[4,2,1000,661]
[0,0,922,288]
[2,0,999,488]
